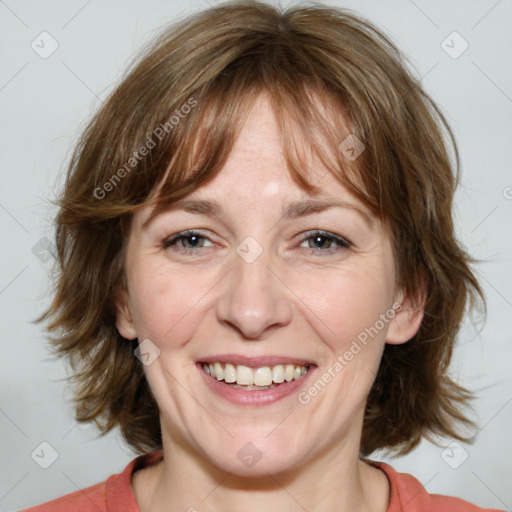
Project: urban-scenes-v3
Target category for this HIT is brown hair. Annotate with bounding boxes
[36,0,484,456]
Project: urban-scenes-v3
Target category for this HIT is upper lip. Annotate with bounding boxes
[198,354,316,368]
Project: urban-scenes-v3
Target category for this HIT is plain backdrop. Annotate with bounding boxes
[1,0,511,510]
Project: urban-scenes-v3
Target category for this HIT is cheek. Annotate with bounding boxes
[293,259,396,353]
[127,258,214,343]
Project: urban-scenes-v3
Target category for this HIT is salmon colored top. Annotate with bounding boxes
[20,450,504,511]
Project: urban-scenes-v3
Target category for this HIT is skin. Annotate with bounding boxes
[115,92,425,512]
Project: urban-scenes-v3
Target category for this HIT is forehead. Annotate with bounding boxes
[197,93,366,208]
[136,89,375,232]
[138,120,375,233]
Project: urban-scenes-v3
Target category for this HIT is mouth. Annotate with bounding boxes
[197,357,316,405]
[201,361,310,390]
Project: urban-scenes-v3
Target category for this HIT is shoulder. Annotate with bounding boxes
[18,479,109,512]
[369,460,505,512]
[18,450,164,512]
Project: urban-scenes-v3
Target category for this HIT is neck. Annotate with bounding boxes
[134,426,390,512]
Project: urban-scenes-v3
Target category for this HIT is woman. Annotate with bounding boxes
[23,1,504,510]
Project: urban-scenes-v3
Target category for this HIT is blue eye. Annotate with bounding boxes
[162,229,351,256]
[299,230,351,255]
[162,230,213,253]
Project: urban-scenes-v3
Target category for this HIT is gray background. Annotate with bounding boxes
[1,0,511,510]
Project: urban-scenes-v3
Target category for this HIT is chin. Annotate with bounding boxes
[199,431,307,478]
[210,451,298,479]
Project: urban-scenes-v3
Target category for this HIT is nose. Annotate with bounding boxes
[215,243,293,340]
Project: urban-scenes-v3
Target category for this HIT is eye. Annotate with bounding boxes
[161,230,214,254]
[298,230,351,255]
[161,229,351,257]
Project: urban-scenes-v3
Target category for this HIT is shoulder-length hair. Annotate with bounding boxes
[37,0,484,456]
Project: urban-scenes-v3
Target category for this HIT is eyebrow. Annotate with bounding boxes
[142,197,374,229]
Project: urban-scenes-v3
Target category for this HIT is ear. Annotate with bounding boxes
[386,283,427,345]
[114,284,137,340]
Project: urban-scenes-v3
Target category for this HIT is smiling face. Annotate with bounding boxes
[115,92,423,477]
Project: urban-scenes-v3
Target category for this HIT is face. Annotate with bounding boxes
[115,93,423,476]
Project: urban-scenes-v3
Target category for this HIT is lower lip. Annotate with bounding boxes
[197,363,316,406]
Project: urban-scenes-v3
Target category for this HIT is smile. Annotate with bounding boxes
[202,362,309,390]
[197,359,316,405]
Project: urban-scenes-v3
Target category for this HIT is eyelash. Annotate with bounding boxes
[161,229,351,256]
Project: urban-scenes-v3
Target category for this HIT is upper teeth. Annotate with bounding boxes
[202,362,308,386]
